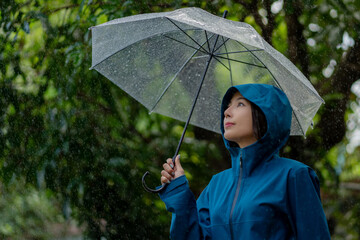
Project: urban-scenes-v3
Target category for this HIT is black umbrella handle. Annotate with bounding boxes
[142,155,177,193]
[222,10,228,18]
[142,171,167,193]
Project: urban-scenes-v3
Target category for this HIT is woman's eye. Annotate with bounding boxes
[237,102,244,107]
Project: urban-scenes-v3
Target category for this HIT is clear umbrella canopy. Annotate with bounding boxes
[90,7,324,136]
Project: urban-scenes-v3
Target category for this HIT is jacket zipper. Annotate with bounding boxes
[229,152,243,240]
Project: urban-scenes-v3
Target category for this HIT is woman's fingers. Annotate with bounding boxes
[161,176,170,184]
[161,169,173,179]
[161,155,185,184]
[166,158,174,169]
[161,169,173,184]
[163,163,175,176]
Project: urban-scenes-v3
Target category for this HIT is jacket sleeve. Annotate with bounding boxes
[158,175,212,239]
[287,167,331,240]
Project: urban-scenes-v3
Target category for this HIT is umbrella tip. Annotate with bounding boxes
[222,10,228,18]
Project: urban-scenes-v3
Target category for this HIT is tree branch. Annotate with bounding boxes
[234,0,274,44]
[317,40,360,150]
[283,0,309,78]
[44,4,79,14]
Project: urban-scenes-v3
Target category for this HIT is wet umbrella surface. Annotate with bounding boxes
[89,7,324,192]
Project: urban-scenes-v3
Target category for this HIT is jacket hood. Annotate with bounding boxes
[220,84,292,176]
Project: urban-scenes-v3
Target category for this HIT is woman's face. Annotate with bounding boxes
[223,91,257,148]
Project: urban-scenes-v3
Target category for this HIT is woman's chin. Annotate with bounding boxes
[224,134,236,143]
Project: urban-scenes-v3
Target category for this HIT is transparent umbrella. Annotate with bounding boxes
[89,7,324,193]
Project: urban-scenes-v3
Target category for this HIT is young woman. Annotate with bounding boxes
[159,84,331,240]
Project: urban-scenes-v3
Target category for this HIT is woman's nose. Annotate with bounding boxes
[224,107,231,118]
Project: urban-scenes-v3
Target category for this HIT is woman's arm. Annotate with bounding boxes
[287,167,331,240]
[159,156,212,239]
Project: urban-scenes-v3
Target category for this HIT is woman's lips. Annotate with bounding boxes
[225,122,235,128]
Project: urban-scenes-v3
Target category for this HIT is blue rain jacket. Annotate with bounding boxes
[159,84,330,240]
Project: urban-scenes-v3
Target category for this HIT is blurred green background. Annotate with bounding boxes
[1,0,360,239]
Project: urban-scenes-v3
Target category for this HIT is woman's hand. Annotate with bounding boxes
[161,155,184,184]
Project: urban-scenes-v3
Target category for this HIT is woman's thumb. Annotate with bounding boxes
[175,154,182,170]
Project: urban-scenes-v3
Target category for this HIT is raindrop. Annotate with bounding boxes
[337,31,355,50]
[322,59,337,78]
[258,8,267,17]
[329,9,338,18]
[262,18,268,25]
[309,23,321,32]
[347,119,355,131]
[307,38,316,47]
[350,79,360,97]
[271,0,283,14]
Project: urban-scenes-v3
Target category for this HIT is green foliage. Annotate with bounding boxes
[0,180,65,239]
[0,0,221,238]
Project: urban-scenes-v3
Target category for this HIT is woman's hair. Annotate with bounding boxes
[251,102,267,140]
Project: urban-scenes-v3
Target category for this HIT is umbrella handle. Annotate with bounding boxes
[142,171,168,193]
[142,155,176,193]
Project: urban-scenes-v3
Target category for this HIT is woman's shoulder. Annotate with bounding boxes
[206,168,232,185]
[271,155,316,176]
[213,168,232,176]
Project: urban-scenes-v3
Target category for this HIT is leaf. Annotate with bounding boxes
[43,83,58,100]
[22,21,30,34]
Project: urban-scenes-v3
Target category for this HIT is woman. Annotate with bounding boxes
[159,84,331,239]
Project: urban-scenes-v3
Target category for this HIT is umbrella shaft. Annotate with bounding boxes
[172,10,228,164]
[172,55,214,163]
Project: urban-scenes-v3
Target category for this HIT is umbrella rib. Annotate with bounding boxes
[221,36,233,86]
[192,55,210,59]
[237,41,325,104]
[210,33,222,55]
[215,55,267,68]
[206,33,231,71]
[204,30,211,52]
[235,41,307,136]
[213,37,230,53]
[235,41,282,87]
[212,56,231,71]
[292,111,306,136]
[214,49,264,55]
[149,34,215,113]
[166,18,210,54]
[163,35,209,55]
[90,28,204,70]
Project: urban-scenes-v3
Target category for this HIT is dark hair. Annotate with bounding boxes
[251,102,267,140]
